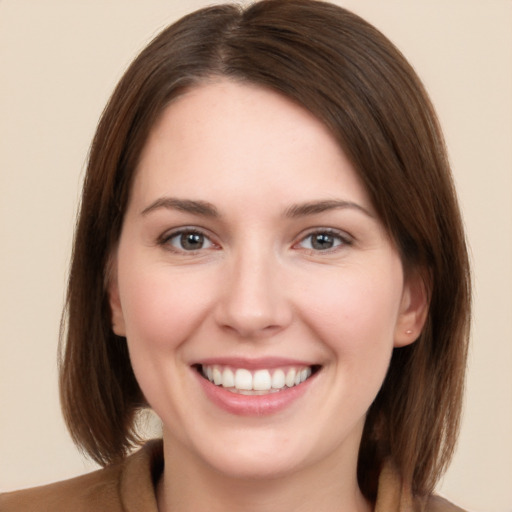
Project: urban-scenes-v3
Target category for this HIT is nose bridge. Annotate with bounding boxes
[215,238,290,338]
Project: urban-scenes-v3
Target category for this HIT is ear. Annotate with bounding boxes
[106,256,126,337]
[394,269,429,347]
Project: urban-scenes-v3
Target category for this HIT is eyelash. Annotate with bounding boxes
[158,228,218,254]
[158,227,352,254]
[295,228,352,253]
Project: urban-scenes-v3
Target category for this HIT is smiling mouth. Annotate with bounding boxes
[195,364,321,395]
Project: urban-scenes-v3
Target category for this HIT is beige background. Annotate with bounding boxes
[1,1,511,510]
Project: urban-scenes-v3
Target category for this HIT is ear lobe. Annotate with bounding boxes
[394,270,429,347]
[107,260,126,337]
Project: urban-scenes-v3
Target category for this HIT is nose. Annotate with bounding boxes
[214,247,293,340]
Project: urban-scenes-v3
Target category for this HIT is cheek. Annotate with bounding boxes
[117,262,216,354]
[304,269,403,345]
[116,263,217,419]
[298,262,404,402]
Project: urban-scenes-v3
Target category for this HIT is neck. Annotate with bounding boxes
[157,434,372,512]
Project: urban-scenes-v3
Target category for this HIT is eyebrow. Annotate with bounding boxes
[141,197,220,217]
[141,197,373,219]
[285,199,373,218]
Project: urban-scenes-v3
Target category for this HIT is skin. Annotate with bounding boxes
[109,80,427,512]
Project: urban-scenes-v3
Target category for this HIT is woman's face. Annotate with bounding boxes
[110,80,425,480]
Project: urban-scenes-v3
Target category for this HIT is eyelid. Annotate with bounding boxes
[156,226,353,255]
[293,227,353,252]
[158,226,219,253]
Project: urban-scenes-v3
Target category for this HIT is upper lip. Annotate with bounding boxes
[191,357,319,370]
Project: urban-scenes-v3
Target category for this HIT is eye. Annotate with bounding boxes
[163,229,215,252]
[297,230,350,251]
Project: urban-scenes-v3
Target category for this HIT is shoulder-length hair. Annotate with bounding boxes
[60,0,471,500]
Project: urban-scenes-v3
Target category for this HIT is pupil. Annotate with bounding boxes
[181,232,203,250]
[312,233,333,250]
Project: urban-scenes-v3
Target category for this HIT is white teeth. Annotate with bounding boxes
[213,367,222,385]
[285,369,296,388]
[253,369,271,391]
[201,364,314,393]
[222,368,235,387]
[235,369,253,390]
[271,369,285,389]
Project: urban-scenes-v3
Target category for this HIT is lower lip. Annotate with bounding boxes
[194,370,316,416]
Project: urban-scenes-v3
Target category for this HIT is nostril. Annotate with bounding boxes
[218,321,286,340]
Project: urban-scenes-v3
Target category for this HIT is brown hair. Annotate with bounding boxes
[59,0,471,500]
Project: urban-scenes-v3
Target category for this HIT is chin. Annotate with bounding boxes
[204,446,307,481]
[163,421,314,481]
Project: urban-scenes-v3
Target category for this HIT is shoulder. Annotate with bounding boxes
[0,464,124,512]
[376,461,467,512]
[426,494,468,512]
[0,440,163,512]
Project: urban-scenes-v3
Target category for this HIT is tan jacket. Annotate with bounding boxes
[0,440,465,512]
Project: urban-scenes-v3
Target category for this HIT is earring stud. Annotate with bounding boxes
[405,329,413,335]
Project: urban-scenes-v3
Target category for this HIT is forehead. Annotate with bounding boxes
[130,79,373,214]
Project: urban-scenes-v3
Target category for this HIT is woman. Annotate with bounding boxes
[1,1,470,510]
